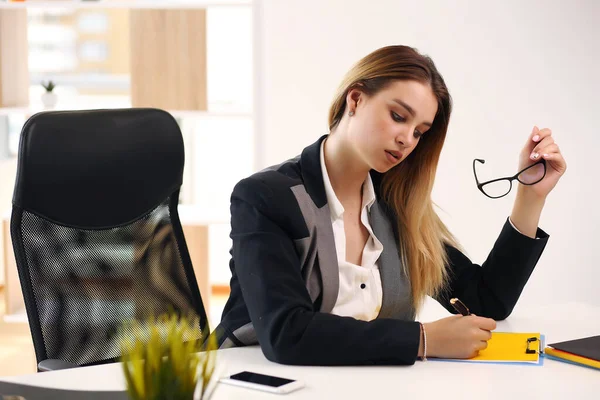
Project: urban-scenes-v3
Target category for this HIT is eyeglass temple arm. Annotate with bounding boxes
[473,158,485,186]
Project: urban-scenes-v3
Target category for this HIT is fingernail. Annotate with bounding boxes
[532,135,540,142]
[543,153,549,158]
[531,152,539,159]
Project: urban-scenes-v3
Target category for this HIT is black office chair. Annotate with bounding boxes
[10,108,209,372]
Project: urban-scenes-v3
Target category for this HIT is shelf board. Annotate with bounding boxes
[0,0,251,9]
[0,106,252,119]
[2,308,27,324]
[178,204,229,225]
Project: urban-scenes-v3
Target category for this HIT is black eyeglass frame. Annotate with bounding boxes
[473,158,547,199]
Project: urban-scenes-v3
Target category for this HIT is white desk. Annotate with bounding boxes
[1,300,599,399]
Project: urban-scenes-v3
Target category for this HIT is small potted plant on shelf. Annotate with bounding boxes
[120,313,219,400]
[41,80,57,109]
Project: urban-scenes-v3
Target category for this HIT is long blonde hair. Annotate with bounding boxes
[328,45,461,311]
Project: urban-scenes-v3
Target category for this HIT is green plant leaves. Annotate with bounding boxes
[120,313,216,400]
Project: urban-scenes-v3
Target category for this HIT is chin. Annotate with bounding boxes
[372,163,396,174]
[372,166,389,174]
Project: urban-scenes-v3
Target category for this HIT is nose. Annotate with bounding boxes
[395,128,416,148]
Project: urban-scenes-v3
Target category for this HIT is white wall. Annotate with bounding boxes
[254,0,600,308]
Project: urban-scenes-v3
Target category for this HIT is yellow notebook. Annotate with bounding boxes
[543,335,600,370]
[435,332,542,364]
[544,347,600,370]
[471,332,541,363]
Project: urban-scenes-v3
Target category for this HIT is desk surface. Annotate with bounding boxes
[2,300,599,399]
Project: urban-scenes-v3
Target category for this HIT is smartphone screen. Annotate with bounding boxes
[229,371,295,388]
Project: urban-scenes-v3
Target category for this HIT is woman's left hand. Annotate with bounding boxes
[518,126,567,199]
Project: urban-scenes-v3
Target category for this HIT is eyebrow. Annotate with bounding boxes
[393,99,433,127]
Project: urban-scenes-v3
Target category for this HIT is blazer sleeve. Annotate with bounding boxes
[435,218,549,320]
[230,177,422,366]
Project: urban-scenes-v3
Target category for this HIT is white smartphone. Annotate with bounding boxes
[219,371,305,394]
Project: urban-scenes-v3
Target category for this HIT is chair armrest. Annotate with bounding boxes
[38,359,78,372]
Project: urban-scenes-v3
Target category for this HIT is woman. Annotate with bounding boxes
[214,45,566,365]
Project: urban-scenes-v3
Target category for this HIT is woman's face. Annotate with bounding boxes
[346,80,438,173]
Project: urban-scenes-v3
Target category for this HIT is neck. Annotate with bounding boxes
[323,130,370,199]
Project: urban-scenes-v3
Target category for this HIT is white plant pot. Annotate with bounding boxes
[41,92,58,109]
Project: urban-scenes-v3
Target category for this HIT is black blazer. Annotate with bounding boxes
[214,134,549,366]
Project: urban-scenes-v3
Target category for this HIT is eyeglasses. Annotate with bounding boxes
[473,158,546,199]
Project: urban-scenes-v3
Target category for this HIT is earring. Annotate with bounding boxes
[348,111,355,117]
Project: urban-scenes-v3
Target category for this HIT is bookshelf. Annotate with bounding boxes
[0,1,255,110]
[0,9,29,107]
[0,1,251,9]
[0,0,253,320]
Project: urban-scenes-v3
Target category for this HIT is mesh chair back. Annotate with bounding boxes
[10,109,208,367]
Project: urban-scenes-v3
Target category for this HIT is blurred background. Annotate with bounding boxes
[0,1,252,292]
[0,0,598,375]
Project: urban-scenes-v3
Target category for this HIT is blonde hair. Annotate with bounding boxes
[328,45,461,311]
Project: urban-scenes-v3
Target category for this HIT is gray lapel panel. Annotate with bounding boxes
[293,236,320,303]
[291,185,339,313]
[231,322,258,345]
[219,337,235,349]
[369,201,415,320]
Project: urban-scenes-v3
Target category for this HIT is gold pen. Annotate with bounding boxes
[450,298,471,316]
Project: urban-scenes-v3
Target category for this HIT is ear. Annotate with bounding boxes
[345,88,364,112]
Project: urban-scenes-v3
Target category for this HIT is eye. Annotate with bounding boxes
[392,111,424,139]
[391,111,405,123]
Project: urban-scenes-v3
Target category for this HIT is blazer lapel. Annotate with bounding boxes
[298,135,329,208]
[296,134,339,312]
[290,185,339,313]
[369,200,415,320]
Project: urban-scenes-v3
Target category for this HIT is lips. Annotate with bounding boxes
[385,150,402,160]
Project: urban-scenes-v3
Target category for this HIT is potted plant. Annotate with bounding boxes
[120,313,219,400]
[41,80,57,109]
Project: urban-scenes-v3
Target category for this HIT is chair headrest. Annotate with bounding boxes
[13,108,184,229]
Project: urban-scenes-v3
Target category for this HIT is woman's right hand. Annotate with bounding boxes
[422,315,496,359]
